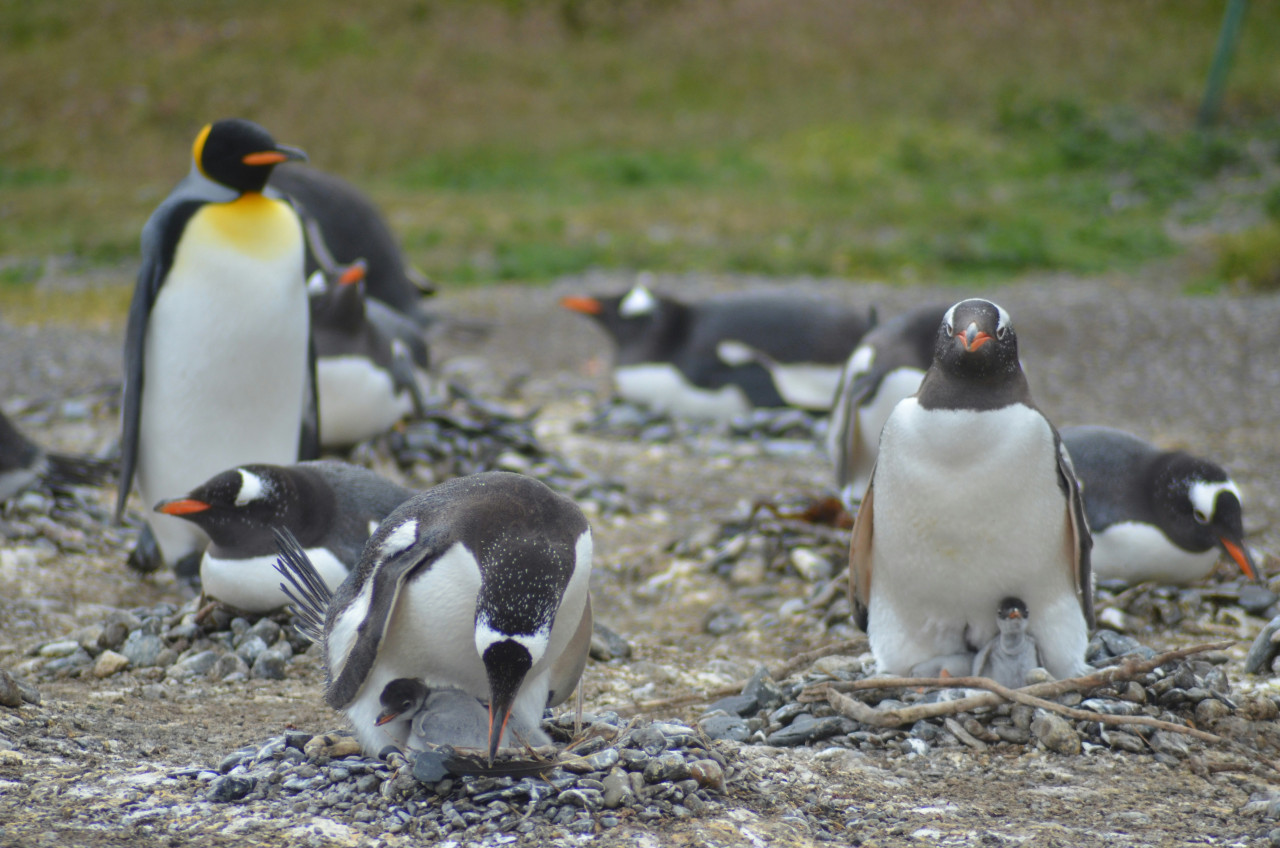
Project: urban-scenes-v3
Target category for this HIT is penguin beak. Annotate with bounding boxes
[1220,536,1259,582]
[155,498,210,516]
[1007,608,1023,620]
[559,296,603,315]
[957,323,991,352]
[338,261,368,287]
[242,144,308,166]
[487,697,514,766]
[481,640,533,766]
[374,708,402,727]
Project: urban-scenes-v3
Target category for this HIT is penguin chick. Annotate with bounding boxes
[117,118,316,580]
[156,460,412,613]
[1061,425,1257,585]
[971,597,1044,688]
[275,471,593,763]
[848,298,1093,681]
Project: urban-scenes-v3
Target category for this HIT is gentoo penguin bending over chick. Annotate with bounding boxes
[1060,425,1257,585]
[826,303,948,506]
[971,597,1044,688]
[560,281,874,421]
[276,471,593,761]
[848,298,1093,680]
[308,261,433,447]
[155,460,413,613]
[116,118,317,580]
[0,409,114,502]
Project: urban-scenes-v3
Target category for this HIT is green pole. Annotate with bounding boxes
[1198,0,1249,127]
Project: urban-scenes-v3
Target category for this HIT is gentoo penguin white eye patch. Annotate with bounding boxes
[619,284,657,318]
[1188,479,1240,523]
[378,519,419,560]
[235,469,268,506]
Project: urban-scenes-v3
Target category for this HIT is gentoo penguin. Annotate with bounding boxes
[560,282,874,421]
[826,303,948,507]
[275,471,594,762]
[0,409,114,502]
[269,163,434,321]
[154,460,413,613]
[116,118,318,580]
[971,597,1044,688]
[375,679,542,753]
[1060,425,1257,585]
[848,298,1093,680]
[308,261,432,447]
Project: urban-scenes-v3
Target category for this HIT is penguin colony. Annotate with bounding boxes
[59,116,1254,780]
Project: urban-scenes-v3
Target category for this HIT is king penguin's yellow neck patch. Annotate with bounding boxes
[192,124,213,178]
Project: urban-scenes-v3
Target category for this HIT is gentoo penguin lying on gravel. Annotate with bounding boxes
[848,298,1093,681]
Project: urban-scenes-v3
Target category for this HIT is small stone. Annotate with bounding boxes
[789,548,833,583]
[643,753,690,783]
[810,655,863,678]
[1195,699,1232,724]
[706,694,757,717]
[246,618,282,647]
[412,750,452,784]
[207,775,255,802]
[766,714,851,747]
[698,714,750,743]
[1103,731,1146,753]
[742,667,785,712]
[703,604,745,636]
[304,733,361,760]
[92,650,130,679]
[1030,712,1080,755]
[1239,584,1278,616]
[589,622,632,662]
[120,631,166,669]
[1148,731,1191,758]
[210,654,249,682]
[97,619,132,652]
[688,759,724,791]
[251,651,287,680]
[602,768,632,809]
[167,650,219,680]
[0,671,23,708]
[235,635,269,665]
[1243,615,1280,674]
[629,726,667,756]
[38,640,82,658]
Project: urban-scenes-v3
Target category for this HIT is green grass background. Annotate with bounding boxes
[2,0,1279,306]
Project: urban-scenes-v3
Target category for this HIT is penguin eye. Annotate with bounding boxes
[944,322,953,336]
[996,326,1009,341]
[1192,508,1209,525]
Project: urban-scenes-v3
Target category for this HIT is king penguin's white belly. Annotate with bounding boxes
[868,399,1086,679]
[137,198,307,564]
[1091,522,1218,585]
[317,357,413,448]
[613,364,751,421]
[202,547,348,614]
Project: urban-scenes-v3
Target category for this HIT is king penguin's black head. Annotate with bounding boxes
[481,639,534,765]
[194,118,307,194]
[934,299,1019,380]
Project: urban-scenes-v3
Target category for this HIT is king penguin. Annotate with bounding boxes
[848,298,1093,680]
[154,460,414,613]
[560,281,874,421]
[275,471,594,762]
[115,118,318,580]
[308,261,432,448]
[826,303,948,507]
[1060,425,1257,585]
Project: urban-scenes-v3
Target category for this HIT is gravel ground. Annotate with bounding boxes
[2,265,1280,847]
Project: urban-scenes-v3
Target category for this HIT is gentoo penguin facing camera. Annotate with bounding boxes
[560,282,874,421]
[1060,425,1257,585]
[116,118,318,579]
[269,162,434,321]
[154,460,413,613]
[308,261,433,447]
[826,303,949,507]
[848,298,1093,680]
[276,471,593,761]
[0,409,115,502]
[971,597,1044,688]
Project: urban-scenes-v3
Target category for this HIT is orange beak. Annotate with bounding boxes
[1221,537,1258,582]
[155,498,210,516]
[338,261,368,286]
[560,295,602,315]
[958,330,992,352]
[242,150,289,166]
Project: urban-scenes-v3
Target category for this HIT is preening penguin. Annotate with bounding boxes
[276,471,593,761]
[154,460,413,613]
[848,298,1093,680]
[1061,425,1257,585]
[116,118,317,580]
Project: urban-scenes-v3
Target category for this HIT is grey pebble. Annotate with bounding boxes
[207,775,256,803]
[766,714,852,747]
[167,650,219,680]
[250,651,287,680]
[1030,712,1081,755]
[120,631,166,668]
[699,713,750,742]
[1245,615,1280,674]
[0,671,23,708]
[235,635,269,665]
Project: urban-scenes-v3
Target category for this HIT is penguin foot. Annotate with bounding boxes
[125,525,165,575]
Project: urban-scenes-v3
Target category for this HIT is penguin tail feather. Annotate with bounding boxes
[272,528,332,644]
[44,452,118,489]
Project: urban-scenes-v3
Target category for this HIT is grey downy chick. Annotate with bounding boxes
[971,597,1044,688]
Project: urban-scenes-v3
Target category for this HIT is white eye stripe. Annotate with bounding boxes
[378,519,418,560]
[619,284,657,318]
[235,469,267,506]
[1188,480,1240,521]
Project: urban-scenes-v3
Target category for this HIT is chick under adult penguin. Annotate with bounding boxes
[1060,425,1257,585]
[560,282,873,420]
[275,471,593,762]
[848,298,1093,680]
[154,460,413,613]
[116,118,318,580]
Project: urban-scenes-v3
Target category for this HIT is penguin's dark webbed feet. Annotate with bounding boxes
[125,524,165,575]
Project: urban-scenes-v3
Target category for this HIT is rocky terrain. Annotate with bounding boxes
[2,268,1280,847]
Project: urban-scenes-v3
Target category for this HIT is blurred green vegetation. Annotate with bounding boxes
[2,0,1279,295]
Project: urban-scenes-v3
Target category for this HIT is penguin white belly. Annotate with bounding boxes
[613,364,751,421]
[844,368,925,504]
[316,356,414,447]
[868,400,1087,679]
[1091,522,1218,585]
[763,362,843,411]
[202,548,348,614]
[137,202,306,564]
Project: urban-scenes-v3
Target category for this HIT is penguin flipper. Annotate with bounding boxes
[388,339,430,419]
[546,594,593,709]
[298,332,321,461]
[1054,431,1095,630]
[848,476,875,633]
